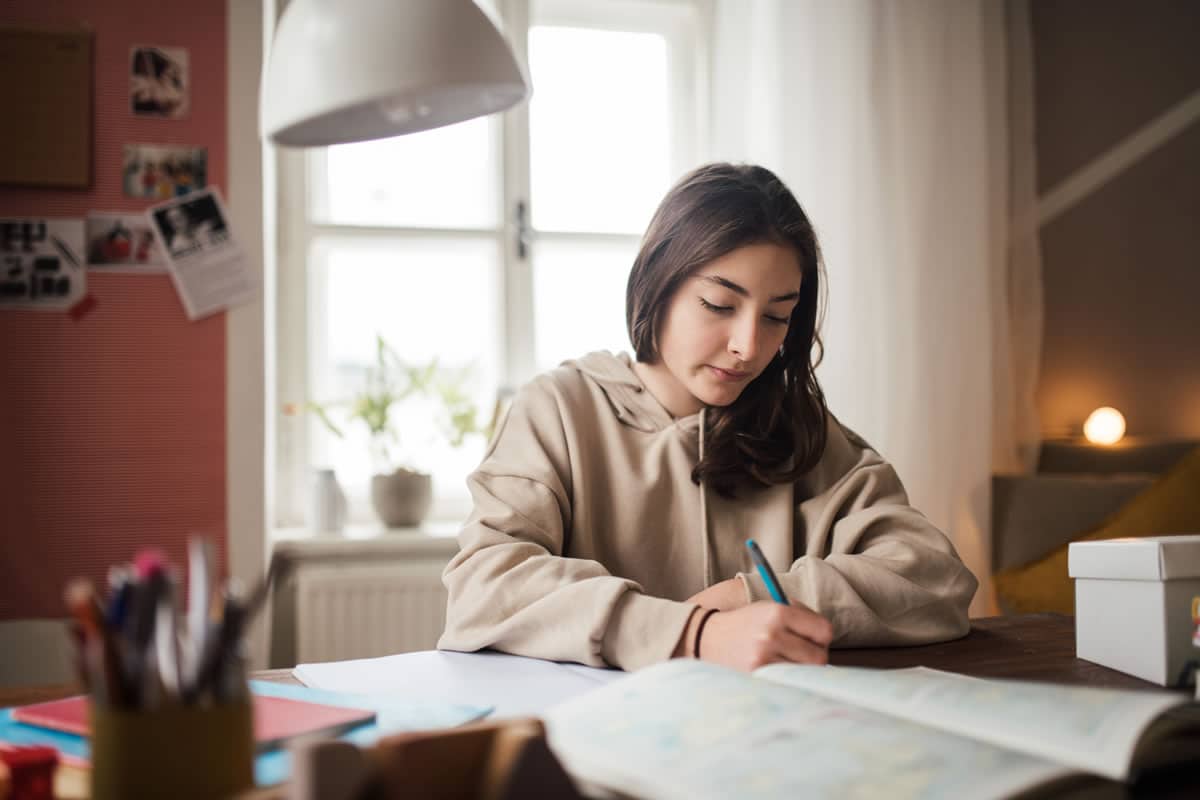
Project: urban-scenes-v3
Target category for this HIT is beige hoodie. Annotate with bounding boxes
[439,351,977,670]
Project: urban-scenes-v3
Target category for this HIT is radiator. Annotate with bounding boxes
[294,562,449,664]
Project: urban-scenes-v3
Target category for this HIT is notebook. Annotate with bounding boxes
[544,659,1200,800]
[12,693,374,751]
[0,681,491,786]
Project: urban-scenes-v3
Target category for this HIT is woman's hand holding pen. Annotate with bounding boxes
[679,602,833,672]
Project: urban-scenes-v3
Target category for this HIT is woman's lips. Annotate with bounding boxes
[707,365,750,382]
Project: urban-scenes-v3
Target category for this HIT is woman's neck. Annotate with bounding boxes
[631,360,703,420]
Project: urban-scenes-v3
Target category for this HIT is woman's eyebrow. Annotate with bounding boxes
[699,274,800,303]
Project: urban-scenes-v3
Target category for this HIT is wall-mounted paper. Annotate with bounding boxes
[130,45,189,119]
[147,188,258,320]
[86,213,166,272]
[0,218,86,310]
[122,143,207,200]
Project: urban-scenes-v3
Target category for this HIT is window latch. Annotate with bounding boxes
[514,200,530,260]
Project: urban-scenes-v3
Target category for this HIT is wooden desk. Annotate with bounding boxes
[3,614,1196,799]
[832,612,1162,689]
[0,613,1169,710]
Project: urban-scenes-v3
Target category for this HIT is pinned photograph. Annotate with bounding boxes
[147,188,259,320]
[0,218,86,310]
[130,45,189,118]
[151,192,229,260]
[122,143,207,200]
[86,213,166,272]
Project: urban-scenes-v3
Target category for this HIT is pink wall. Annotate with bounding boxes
[0,0,228,619]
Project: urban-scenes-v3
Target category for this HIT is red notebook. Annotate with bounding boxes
[12,693,374,752]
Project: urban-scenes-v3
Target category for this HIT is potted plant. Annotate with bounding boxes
[295,335,485,528]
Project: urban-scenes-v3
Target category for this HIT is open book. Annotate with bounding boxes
[543,660,1200,800]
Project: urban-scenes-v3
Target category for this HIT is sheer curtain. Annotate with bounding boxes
[712,0,1042,616]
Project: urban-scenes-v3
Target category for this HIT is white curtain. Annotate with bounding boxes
[712,0,1043,616]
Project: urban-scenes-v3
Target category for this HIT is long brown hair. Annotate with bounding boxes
[626,163,828,498]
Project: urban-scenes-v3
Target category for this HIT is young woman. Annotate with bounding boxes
[439,163,977,672]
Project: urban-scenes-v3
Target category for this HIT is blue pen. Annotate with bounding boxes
[746,539,790,605]
[106,566,133,629]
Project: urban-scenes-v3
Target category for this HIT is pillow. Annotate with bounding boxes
[994,445,1200,615]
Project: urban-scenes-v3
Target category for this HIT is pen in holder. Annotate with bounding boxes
[66,542,284,800]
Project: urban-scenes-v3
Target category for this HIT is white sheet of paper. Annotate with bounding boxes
[294,650,625,718]
[0,218,86,310]
[147,187,258,319]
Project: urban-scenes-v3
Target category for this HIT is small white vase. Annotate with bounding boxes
[308,467,347,535]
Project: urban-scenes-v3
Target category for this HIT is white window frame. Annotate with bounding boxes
[273,0,711,529]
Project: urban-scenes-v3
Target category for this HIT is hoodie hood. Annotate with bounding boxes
[564,350,698,435]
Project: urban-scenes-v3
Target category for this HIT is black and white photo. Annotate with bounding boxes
[150,192,228,259]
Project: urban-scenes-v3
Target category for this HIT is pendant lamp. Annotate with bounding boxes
[261,0,530,147]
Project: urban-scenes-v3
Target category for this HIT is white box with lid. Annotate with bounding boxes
[1069,535,1200,686]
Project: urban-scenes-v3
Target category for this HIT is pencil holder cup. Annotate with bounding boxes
[90,701,254,800]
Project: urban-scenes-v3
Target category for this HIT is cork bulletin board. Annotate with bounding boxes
[0,25,93,188]
[0,0,229,621]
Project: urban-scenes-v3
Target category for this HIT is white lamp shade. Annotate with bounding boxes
[261,0,530,147]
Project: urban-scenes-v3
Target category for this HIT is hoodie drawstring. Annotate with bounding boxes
[698,407,714,587]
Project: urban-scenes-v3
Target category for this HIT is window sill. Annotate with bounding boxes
[269,521,461,565]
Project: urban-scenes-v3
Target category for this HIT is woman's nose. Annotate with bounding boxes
[727,316,760,363]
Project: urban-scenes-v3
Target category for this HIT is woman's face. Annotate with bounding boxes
[165,206,188,232]
[652,242,802,416]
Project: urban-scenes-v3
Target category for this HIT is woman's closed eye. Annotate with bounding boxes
[699,297,732,314]
[700,298,790,325]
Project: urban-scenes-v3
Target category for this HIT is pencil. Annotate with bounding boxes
[50,235,79,268]
[65,578,126,706]
[745,539,790,605]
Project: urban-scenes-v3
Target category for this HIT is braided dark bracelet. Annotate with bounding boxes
[693,608,719,659]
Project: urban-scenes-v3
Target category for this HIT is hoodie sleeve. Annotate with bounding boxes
[738,420,977,647]
[438,376,697,670]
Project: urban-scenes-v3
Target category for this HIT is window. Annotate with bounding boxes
[274,0,708,527]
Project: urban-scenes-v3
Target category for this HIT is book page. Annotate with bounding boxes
[545,660,1070,800]
[755,664,1189,781]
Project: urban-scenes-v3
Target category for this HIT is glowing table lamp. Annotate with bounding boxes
[260,0,530,147]
[1083,407,1126,446]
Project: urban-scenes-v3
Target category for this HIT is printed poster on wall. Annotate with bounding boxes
[0,218,86,310]
[147,187,258,320]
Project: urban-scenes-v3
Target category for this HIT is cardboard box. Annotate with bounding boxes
[1069,535,1200,686]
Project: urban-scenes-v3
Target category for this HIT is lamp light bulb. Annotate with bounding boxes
[1083,407,1125,445]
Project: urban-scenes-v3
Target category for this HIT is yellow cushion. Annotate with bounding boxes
[994,445,1200,615]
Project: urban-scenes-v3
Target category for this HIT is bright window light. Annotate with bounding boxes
[315,116,500,229]
[533,238,638,371]
[529,26,672,234]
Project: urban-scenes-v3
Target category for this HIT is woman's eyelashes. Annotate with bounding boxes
[699,297,790,325]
